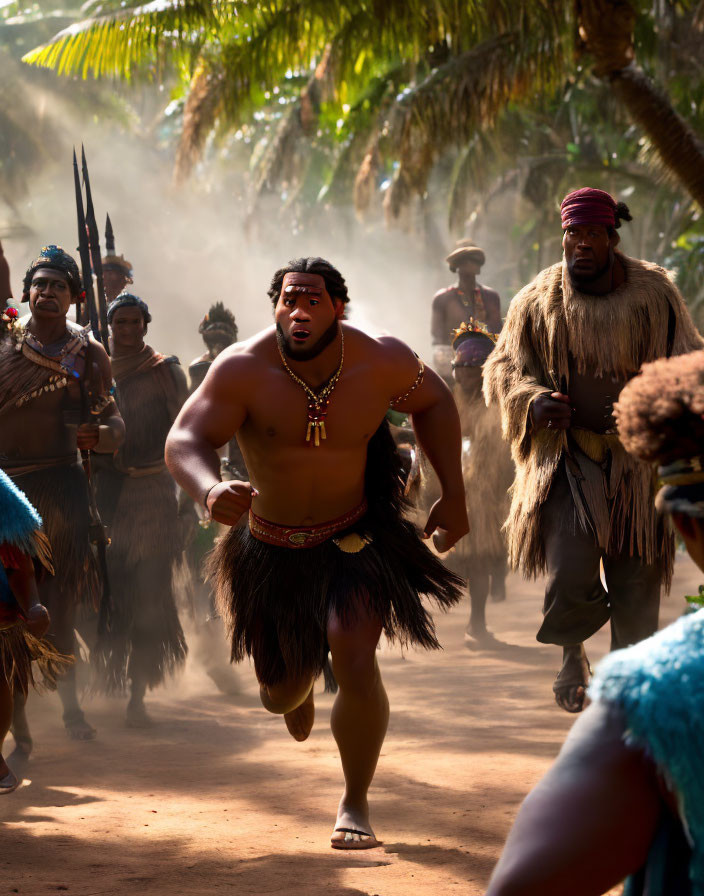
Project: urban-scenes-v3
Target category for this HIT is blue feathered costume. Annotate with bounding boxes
[591,609,704,895]
[0,468,68,694]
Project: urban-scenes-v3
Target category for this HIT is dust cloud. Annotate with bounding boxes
[2,113,515,369]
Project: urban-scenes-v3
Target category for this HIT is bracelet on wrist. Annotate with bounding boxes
[203,482,220,509]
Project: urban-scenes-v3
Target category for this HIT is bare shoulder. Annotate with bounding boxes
[188,351,210,369]
[432,286,455,307]
[480,284,501,301]
[356,327,421,381]
[342,324,417,365]
[204,326,275,386]
[374,332,418,366]
[344,326,423,404]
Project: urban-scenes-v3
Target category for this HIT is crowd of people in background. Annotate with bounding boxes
[1,185,704,891]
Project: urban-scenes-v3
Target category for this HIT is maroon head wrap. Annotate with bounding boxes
[560,188,617,230]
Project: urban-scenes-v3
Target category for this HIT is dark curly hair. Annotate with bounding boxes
[615,351,704,466]
[267,257,349,307]
[607,201,633,238]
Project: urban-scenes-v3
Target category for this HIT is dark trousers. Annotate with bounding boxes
[537,466,661,650]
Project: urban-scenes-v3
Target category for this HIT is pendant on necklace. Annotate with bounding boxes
[306,400,328,447]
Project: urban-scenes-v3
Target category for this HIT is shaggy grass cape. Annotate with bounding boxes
[483,252,703,583]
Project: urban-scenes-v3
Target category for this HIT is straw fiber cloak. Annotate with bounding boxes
[94,345,187,691]
[98,346,186,562]
[0,324,104,607]
[453,390,514,568]
[483,253,703,583]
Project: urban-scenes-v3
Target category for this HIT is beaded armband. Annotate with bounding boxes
[390,359,425,408]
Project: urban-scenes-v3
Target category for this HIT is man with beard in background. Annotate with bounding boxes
[450,322,513,645]
[431,241,502,383]
[484,187,703,713]
[94,292,187,727]
[184,301,243,696]
[166,257,467,849]
[0,245,124,749]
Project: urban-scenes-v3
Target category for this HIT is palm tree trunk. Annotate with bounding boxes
[576,0,704,209]
[609,63,704,209]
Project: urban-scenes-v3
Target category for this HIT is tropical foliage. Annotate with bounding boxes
[12,1,704,317]
[0,0,134,227]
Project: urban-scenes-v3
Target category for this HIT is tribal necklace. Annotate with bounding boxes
[278,331,345,446]
[456,286,480,311]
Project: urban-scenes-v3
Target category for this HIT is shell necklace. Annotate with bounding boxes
[277,330,344,446]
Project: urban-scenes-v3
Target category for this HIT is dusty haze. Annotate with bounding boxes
[0,115,578,368]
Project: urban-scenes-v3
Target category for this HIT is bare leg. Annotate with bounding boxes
[124,555,186,728]
[489,555,508,603]
[328,601,387,849]
[9,688,32,760]
[192,621,241,697]
[0,676,19,793]
[126,676,153,728]
[466,567,491,642]
[43,578,95,740]
[553,644,591,713]
[259,673,317,742]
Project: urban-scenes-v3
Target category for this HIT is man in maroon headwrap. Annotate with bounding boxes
[484,187,703,712]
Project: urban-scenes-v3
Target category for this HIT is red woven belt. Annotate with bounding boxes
[249,499,368,549]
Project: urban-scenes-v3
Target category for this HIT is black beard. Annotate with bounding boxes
[567,252,613,288]
[276,319,339,362]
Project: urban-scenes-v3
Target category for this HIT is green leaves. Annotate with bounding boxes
[17,0,704,252]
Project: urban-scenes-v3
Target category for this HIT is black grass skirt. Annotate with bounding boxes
[0,623,73,696]
[209,422,464,686]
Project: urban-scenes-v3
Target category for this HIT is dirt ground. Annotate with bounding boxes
[2,553,700,896]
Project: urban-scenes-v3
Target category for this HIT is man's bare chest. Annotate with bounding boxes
[445,291,480,327]
[242,370,389,449]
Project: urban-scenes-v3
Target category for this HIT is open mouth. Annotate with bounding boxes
[291,328,311,342]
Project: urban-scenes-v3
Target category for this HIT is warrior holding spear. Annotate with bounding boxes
[0,243,123,748]
[0,149,123,749]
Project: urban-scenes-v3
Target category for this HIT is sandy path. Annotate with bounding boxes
[2,554,700,896]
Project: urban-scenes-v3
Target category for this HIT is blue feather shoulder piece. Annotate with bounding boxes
[0,468,43,551]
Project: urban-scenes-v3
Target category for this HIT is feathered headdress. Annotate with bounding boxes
[199,302,238,341]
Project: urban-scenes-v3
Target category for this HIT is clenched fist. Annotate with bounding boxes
[77,423,100,450]
[24,603,50,638]
[423,493,469,553]
[531,392,572,432]
[206,480,259,527]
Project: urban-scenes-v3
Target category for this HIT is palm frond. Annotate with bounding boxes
[380,28,571,219]
[22,0,217,78]
[173,55,226,183]
[248,44,333,204]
